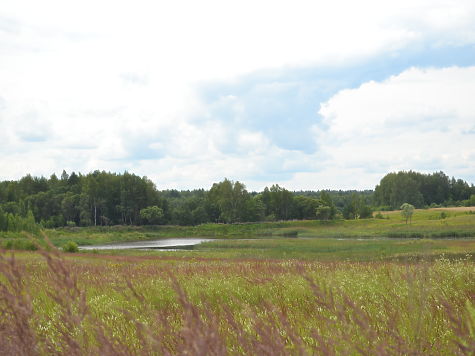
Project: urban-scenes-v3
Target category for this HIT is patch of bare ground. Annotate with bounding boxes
[429,206,475,212]
[377,206,475,215]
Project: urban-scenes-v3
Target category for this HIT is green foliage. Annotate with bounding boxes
[0,238,38,250]
[1,170,473,228]
[400,203,415,224]
[1,171,167,227]
[0,209,39,233]
[62,241,79,253]
[139,206,165,225]
[261,184,294,220]
[319,191,337,218]
[374,170,474,209]
[315,205,331,220]
[359,205,373,219]
[208,179,250,223]
[343,193,372,219]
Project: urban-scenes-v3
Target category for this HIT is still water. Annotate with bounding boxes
[79,238,212,250]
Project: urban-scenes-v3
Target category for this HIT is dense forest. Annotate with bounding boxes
[0,170,474,230]
[374,171,475,209]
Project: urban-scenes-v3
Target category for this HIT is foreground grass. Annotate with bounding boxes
[1,249,474,355]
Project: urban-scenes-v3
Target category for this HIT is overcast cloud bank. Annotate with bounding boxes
[1,0,475,190]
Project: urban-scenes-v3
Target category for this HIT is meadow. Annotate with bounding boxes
[5,206,469,250]
[1,248,474,355]
[1,207,475,355]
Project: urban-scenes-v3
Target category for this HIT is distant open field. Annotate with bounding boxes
[420,206,475,212]
[378,206,475,214]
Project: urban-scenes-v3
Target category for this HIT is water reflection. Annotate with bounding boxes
[79,238,212,250]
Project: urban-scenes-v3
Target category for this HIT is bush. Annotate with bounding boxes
[62,241,79,253]
[359,205,373,219]
[1,239,38,251]
[374,212,384,219]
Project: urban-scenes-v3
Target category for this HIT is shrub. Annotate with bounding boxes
[62,241,79,253]
[1,239,38,251]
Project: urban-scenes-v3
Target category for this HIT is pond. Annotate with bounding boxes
[79,238,213,251]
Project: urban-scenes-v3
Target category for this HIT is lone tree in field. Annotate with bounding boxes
[400,203,415,224]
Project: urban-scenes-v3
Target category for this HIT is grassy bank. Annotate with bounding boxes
[79,237,475,262]
[1,207,474,251]
[195,237,475,261]
[39,206,475,247]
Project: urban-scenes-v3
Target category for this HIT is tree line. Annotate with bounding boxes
[0,170,473,229]
[374,171,475,210]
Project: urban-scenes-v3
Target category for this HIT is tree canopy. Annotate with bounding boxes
[374,171,473,209]
[0,170,473,228]
[400,203,415,224]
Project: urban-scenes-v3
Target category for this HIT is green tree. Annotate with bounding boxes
[293,196,321,220]
[208,179,249,223]
[315,204,331,220]
[266,184,293,220]
[23,210,39,233]
[343,194,372,219]
[343,194,361,219]
[61,192,80,225]
[400,203,415,224]
[469,195,475,207]
[0,208,7,231]
[140,206,164,225]
[243,195,266,222]
[359,205,373,219]
[191,206,209,225]
[319,191,337,219]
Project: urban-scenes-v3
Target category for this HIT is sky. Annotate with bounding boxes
[1,0,475,191]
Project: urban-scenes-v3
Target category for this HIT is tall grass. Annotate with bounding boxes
[1,246,475,355]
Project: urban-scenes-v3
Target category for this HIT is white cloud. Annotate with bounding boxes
[1,1,475,189]
[310,66,475,189]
